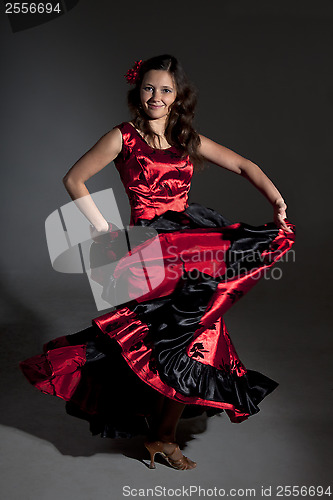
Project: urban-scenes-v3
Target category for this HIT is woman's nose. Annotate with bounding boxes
[151,89,161,99]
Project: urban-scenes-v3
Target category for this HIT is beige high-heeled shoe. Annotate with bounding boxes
[144,440,197,470]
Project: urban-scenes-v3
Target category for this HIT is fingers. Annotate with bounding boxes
[276,215,293,233]
[274,209,293,233]
[282,223,293,233]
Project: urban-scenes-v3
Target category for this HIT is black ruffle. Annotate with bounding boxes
[139,202,279,278]
[64,327,219,438]
[128,268,278,417]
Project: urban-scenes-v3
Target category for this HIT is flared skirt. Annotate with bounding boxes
[19,202,296,437]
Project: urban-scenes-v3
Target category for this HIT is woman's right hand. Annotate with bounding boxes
[89,222,111,243]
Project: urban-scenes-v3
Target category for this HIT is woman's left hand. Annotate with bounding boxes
[273,200,293,233]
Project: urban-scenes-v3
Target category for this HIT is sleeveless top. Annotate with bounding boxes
[113,122,194,225]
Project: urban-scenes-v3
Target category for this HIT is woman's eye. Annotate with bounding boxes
[143,87,172,93]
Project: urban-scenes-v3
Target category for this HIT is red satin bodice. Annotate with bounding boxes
[113,122,193,225]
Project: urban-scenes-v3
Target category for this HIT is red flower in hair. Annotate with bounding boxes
[125,60,143,84]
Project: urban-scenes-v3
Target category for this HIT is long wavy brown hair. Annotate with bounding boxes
[127,54,205,171]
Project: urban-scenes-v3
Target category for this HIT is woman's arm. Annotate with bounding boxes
[63,127,122,234]
[198,134,292,233]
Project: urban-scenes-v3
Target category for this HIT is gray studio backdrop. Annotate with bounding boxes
[1,1,332,499]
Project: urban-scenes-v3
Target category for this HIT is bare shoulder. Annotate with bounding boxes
[63,126,124,183]
[93,126,123,155]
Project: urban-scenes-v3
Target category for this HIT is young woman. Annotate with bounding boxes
[20,54,295,471]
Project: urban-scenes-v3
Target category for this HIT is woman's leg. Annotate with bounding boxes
[145,396,196,469]
[149,395,185,442]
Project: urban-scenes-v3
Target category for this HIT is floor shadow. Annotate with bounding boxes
[0,269,213,459]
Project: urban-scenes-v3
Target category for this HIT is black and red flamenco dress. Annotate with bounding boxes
[19,122,296,438]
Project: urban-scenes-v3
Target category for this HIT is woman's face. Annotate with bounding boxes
[140,70,177,122]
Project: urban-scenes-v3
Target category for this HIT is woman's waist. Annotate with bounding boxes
[130,198,189,226]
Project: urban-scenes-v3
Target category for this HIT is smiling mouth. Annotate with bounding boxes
[148,104,164,108]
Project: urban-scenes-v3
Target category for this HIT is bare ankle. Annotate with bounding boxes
[157,435,176,443]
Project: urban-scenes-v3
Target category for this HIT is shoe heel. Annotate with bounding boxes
[144,443,157,469]
[149,455,156,469]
